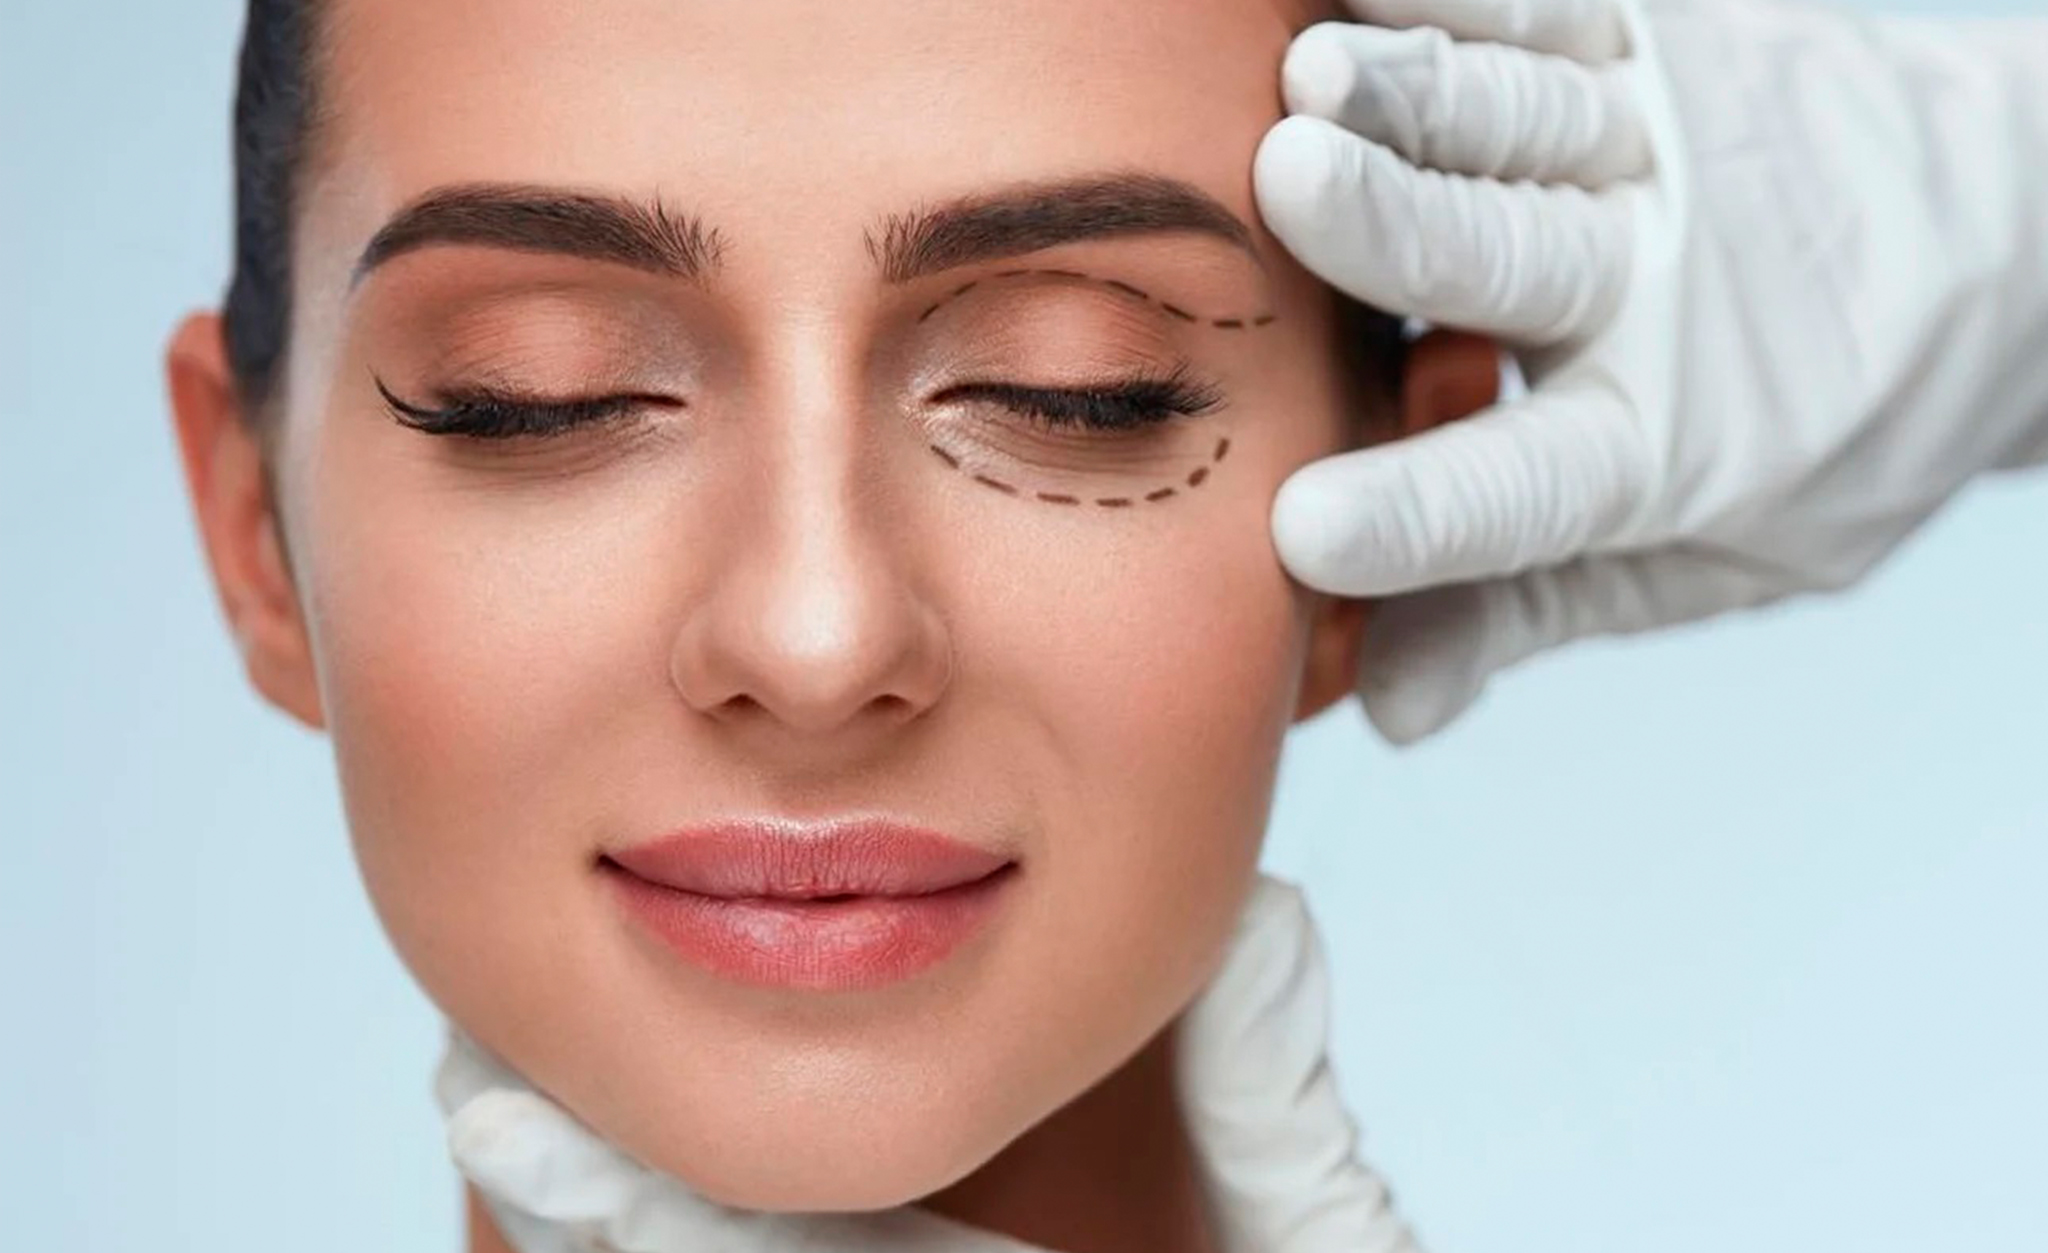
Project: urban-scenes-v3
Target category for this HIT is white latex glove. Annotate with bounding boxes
[434,873,1422,1253]
[1259,0,2048,743]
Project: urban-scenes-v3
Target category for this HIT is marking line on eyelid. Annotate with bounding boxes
[912,267,1276,329]
[925,433,1230,510]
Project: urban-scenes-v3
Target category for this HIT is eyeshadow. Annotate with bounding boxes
[913,266,1277,331]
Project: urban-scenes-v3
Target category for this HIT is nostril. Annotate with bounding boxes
[715,693,766,719]
[869,693,917,719]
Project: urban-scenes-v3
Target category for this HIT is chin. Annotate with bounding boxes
[601,1073,1030,1215]
[663,1123,1005,1214]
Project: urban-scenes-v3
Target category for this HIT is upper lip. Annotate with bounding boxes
[604,818,1014,899]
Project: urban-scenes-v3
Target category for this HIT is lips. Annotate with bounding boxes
[600,818,1017,990]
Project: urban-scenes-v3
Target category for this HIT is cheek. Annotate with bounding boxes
[980,491,1307,848]
[948,424,1318,1090]
[291,425,690,1009]
[951,334,1350,1078]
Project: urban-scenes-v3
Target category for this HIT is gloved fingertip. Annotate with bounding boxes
[1255,112,1361,208]
[449,1091,653,1225]
[1280,22,1356,119]
[447,1091,555,1179]
[1270,460,1387,596]
[1359,663,1479,745]
[1355,584,1496,744]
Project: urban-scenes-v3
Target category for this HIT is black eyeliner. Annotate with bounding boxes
[373,374,672,440]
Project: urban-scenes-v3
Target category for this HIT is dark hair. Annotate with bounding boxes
[224,0,323,420]
[223,1,1402,432]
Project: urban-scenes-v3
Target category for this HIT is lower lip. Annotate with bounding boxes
[602,861,1016,991]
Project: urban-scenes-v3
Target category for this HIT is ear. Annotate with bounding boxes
[165,312,326,729]
[1398,328,1502,438]
[1294,593,1370,723]
[1292,328,1502,725]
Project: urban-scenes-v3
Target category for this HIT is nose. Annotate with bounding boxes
[669,460,952,742]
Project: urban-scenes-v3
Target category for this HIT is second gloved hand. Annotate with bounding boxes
[1258,0,2048,743]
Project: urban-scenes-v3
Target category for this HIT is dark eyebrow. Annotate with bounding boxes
[349,183,725,289]
[868,172,1257,283]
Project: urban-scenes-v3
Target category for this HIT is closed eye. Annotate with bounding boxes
[933,366,1223,432]
[374,375,681,439]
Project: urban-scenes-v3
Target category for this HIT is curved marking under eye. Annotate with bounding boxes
[925,432,1233,510]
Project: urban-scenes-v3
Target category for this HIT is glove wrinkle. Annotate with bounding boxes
[1264,0,2048,738]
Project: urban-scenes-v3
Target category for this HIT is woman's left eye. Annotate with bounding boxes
[375,376,677,440]
[933,366,1224,432]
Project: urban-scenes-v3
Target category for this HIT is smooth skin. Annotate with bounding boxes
[166,0,1494,1248]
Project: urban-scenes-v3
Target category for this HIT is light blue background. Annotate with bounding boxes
[3,1,2043,1249]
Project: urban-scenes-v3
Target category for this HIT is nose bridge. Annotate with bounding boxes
[670,361,949,737]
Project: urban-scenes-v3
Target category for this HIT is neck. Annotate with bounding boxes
[468,1019,1216,1253]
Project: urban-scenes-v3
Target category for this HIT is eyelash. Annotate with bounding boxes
[374,365,1222,441]
[933,364,1223,432]
[375,376,675,439]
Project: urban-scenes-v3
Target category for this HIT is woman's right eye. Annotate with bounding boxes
[374,376,679,440]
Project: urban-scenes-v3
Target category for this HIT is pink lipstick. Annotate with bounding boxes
[600,819,1016,990]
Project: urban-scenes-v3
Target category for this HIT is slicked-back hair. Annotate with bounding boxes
[225,0,326,420]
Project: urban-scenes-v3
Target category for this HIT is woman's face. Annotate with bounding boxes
[185,0,1373,1211]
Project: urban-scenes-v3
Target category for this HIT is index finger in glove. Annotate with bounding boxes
[1358,550,1789,743]
[1271,382,1646,597]
[1341,0,1631,63]
[1284,22,1653,187]
[448,1089,655,1224]
[1255,114,1632,344]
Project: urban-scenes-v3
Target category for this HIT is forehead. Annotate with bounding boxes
[310,0,1304,263]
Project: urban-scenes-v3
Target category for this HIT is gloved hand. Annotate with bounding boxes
[1258,0,2048,743]
[435,874,1422,1253]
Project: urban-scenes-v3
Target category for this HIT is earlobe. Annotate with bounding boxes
[165,312,326,730]
[1400,330,1503,436]
[1292,594,1369,723]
